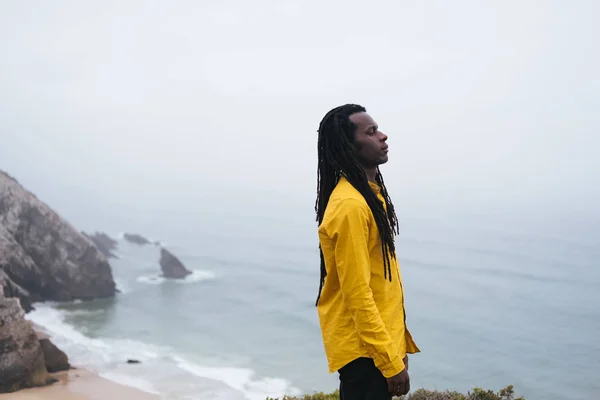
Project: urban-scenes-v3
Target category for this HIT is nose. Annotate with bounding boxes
[379,131,388,141]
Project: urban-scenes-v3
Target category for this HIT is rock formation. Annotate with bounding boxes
[0,276,55,393]
[123,233,151,246]
[0,170,116,308]
[0,269,33,313]
[159,248,192,279]
[84,232,118,259]
[38,338,70,373]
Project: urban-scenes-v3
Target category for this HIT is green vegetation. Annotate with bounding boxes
[266,385,524,400]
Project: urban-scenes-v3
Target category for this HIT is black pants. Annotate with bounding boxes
[338,357,391,400]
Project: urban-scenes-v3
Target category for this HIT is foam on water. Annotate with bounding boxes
[137,270,216,285]
[114,278,132,294]
[28,306,111,363]
[136,275,163,285]
[26,305,170,396]
[181,270,217,283]
[27,305,164,365]
[174,357,301,400]
[58,308,106,317]
[26,303,300,400]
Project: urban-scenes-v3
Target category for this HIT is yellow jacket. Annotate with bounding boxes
[317,177,420,378]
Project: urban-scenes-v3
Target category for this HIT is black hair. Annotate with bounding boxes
[315,104,399,306]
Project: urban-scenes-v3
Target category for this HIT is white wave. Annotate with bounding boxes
[183,270,217,283]
[137,270,216,285]
[246,377,301,399]
[26,305,165,366]
[174,357,301,400]
[58,308,106,317]
[114,278,132,294]
[27,306,111,364]
[25,304,301,400]
[136,275,163,285]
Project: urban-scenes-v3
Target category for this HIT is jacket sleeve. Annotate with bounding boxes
[328,199,405,378]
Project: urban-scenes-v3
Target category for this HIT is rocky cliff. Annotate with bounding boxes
[0,273,55,393]
[84,231,118,259]
[0,171,116,309]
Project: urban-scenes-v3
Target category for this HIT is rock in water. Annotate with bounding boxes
[84,232,118,259]
[0,170,116,305]
[38,338,70,373]
[0,280,54,393]
[159,248,192,279]
[123,233,151,246]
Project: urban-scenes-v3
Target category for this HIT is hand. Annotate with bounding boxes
[386,367,410,397]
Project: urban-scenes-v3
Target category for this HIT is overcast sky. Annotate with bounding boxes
[1,0,598,234]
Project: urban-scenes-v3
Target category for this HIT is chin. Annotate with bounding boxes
[379,156,389,165]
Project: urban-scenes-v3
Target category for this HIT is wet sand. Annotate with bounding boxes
[0,369,160,400]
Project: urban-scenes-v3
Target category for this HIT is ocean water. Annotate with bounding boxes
[26,213,599,400]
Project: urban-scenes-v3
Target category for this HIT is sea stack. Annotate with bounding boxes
[159,248,192,279]
[123,233,151,246]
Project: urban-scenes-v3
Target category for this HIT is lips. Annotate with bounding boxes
[382,146,389,152]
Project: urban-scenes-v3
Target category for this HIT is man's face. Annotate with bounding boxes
[349,112,389,169]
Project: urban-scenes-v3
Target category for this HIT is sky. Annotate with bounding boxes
[1,0,598,237]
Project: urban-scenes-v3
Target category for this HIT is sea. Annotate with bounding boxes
[26,206,599,400]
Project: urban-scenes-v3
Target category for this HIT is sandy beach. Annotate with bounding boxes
[0,324,159,399]
[0,369,160,400]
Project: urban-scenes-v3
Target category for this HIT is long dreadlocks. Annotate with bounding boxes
[315,104,399,306]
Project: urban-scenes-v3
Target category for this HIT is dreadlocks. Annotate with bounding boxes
[315,104,399,306]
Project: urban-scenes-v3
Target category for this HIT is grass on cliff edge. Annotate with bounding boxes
[266,385,524,400]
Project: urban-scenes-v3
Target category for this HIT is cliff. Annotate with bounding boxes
[0,273,55,393]
[0,170,116,310]
[84,232,118,259]
[0,170,117,393]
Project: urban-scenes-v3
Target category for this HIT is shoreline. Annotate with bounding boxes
[0,368,160,400]
[0,319,161,400]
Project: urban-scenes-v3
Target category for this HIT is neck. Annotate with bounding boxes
[364,167,377,182]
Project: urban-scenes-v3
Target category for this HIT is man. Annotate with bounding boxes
[314,104,420,399]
